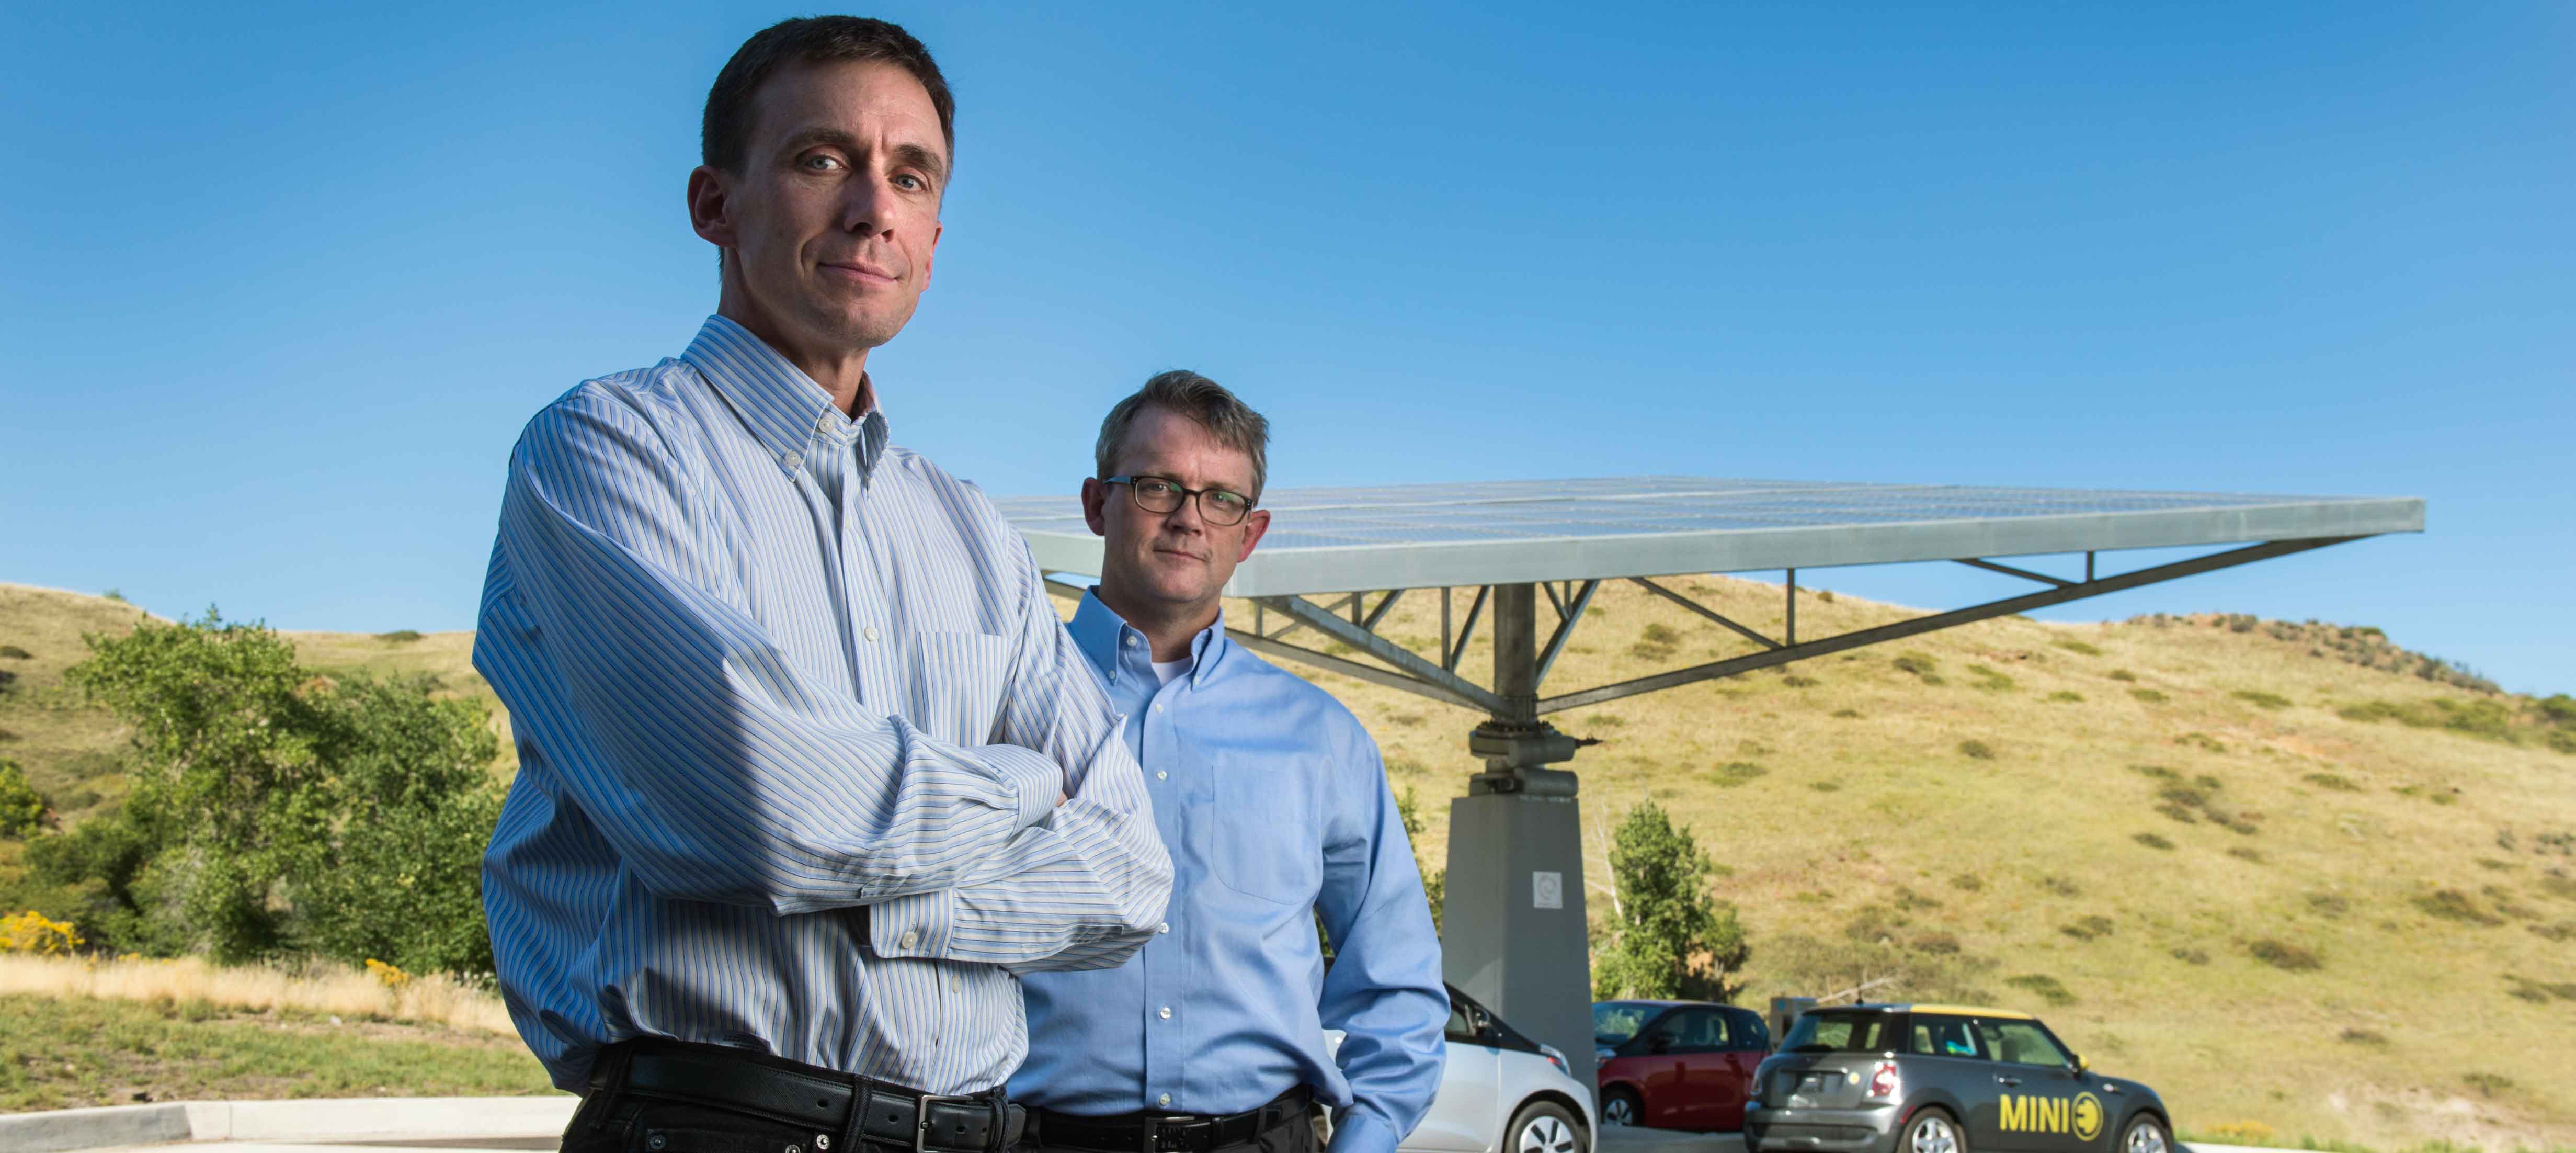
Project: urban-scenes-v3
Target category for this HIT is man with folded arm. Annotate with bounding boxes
[1010,373,1447,1153]
[473,17,1172,1153]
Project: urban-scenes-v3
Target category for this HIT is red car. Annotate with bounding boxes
[1593,1000,1772,1131]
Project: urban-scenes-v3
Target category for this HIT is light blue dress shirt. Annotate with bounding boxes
[474,317,1172,1094]
[1012,592,1447,1153]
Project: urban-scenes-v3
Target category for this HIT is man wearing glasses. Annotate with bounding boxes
[1011,371,1447,1153]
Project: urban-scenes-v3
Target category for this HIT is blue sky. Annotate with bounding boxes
[3,3,2568,693]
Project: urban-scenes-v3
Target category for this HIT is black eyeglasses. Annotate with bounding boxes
[1102,475,1256,526]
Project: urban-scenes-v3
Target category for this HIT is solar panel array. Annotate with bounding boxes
[995,477,2423,598]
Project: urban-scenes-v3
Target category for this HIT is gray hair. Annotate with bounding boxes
[1093,370,1271,502]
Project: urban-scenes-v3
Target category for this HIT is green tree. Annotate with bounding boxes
[0,759,46,838]
[43,611,503,972]
[1591,799,1750,1002]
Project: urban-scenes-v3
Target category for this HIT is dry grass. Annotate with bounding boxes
[10,579,2576,1144]
[0,954,515,1036]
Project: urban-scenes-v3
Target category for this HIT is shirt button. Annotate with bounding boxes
[1158,1007,1172,1020]
[1125,635,1138,647]
[1155,770,1167,781]
[899,930,918,949]
[863,626,880,642]
[1153,703,1164,713]
[1157,923,1169,934]
[1158,1094,1172,1107]
[951,977,962,992]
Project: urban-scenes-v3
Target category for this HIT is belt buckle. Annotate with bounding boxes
[1138,1115,1159,1153]
[915,1093,975,1153]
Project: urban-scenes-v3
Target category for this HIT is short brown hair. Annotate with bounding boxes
[1095,371,1272,502]
[702,16,955,173]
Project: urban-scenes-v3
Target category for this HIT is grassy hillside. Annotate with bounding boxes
[3,579,2571,1148]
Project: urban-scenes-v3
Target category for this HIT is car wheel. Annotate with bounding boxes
[1901,1110,1965,1153]
[1508,1100,1586,1153]
[2120,1116,2170,1153]
[1599,1088,1642,1128]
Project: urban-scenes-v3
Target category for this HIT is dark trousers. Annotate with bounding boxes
[564,1090,846,1153]
[560,1043,1012,1153]
[1017,1106,1320,1153]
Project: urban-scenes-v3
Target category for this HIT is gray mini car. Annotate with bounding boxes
[1745,1004,2172,1153]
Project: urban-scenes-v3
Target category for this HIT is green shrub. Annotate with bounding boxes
[2339,1028,2387,1046]
[1592,799,1748,1002]
[1967,665,2015,692]
[2052,640,2103,657]
[2041,875,2081,897]
[2463,1072,2515,1097]
[1950,873,1984,891]
[43,611,502,973]
[2414,889,2503,926]
[1640,623,1680,646]
[0,645,31,660]
[1782,674,1819,688]
[0,759,47,838]
[2107,669,2137,682]
[2307,893,2350,918]
[1958,739,1996,760]
[2175,731,2225,752]
[2133,832,2174,851]
[2339,697,2522,744]
[1893,652,1937,678]
[1705,761,1768,787]
[1831,708,1862,719]
[2249,939,2321,971]
[2232,689,2292,710]
[2047,691,2083,703]
[374,629,425,643]
[2304,772,2362,792]
[2228,846,2265,864]
[2060,915,2115,941]
[1808,780,1841,793]
[2003,973,2076,1005]
[2130,688,2168,704]
[2171,947,2210,965]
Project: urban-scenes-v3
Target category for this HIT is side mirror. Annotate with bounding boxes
[2071,1053,2088,1073]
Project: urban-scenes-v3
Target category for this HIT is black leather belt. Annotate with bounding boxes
[591,1038,1026,1153]
[1033,1086,1311,1153]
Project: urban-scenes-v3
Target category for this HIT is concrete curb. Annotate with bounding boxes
[0,1095,576,1152]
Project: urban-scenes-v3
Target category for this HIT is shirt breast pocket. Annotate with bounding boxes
[1212,753,1321,906]
[897,630,1014,744]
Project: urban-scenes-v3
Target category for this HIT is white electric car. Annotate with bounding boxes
[1330,984,1595,1153]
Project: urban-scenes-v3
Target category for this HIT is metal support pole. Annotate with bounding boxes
[1787,568,1797,647]
[1491,583,1538,725]
[1448,582,1596,1095]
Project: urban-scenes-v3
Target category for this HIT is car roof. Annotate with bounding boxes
[1817,1002,2036,1021]
[1598,999,1709,1008]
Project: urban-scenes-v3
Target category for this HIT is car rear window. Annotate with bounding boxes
[1782,1011,1896,1054]
[1595,1002,1657,1045]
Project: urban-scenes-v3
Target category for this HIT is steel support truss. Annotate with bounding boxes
[1054,535,2368,734]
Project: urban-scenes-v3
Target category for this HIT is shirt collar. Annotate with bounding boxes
[1068,587,1230,689]
[683,315,890,475]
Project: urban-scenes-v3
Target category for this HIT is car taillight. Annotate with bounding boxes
[1868,1061,1900,1098]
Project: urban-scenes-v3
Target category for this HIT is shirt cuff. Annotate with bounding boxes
[869,888,956,959]
[989,744,1064,829]
[1326,1111,1399,1153]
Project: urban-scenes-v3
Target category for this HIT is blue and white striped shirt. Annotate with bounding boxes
[473,316,1173,1095]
